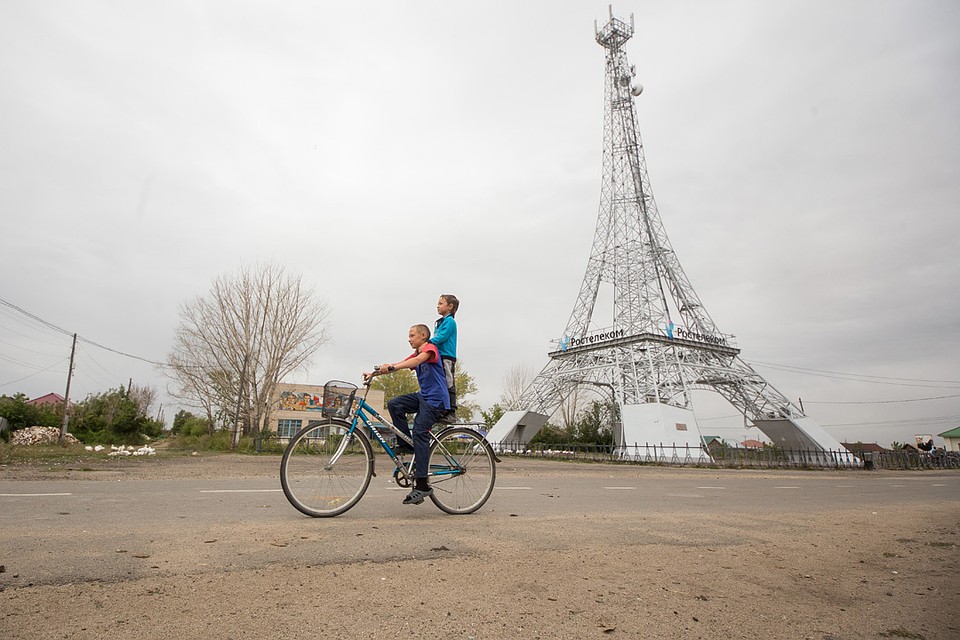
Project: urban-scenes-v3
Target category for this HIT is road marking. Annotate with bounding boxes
[932,484,945,487]
[497,486,532,490]
[697,486,725,490]
[0,492,72,497]
[199,489,282,494]
[603,486,635,490]
[774,486,800,489]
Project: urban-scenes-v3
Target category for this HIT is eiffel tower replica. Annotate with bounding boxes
[487,8,847,463]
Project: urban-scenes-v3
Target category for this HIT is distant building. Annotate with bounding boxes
[700,436,728,451]
[840,442,887,455]
[27,393,64,407]
[740,438,765,450]
[938,427,960,452]
[269,382,386,440]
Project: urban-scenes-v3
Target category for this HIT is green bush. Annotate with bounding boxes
[169,430,234,451]
[171,410,212,437]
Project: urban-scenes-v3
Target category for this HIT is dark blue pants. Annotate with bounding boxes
[387,393,441,479]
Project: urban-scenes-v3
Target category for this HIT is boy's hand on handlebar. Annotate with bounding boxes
[363,364,394,382]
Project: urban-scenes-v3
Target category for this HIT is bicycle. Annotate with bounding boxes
[280,378,498,517]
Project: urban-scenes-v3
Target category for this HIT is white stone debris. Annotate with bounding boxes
[9,426,79,446]
[9,428,156,458]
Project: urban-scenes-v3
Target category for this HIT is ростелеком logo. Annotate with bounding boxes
[560,335,570,351]
[665,321,675,339]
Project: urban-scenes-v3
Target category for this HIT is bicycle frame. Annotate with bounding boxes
[281,379,499,517]
[334,383,462,483]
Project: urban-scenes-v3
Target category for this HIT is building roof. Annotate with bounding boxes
[740,439,765,449]
[937,426,960,438]
[841,442,887,453]
[27,393,64,406]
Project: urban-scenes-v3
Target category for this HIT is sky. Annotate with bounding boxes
[2,0,958,448]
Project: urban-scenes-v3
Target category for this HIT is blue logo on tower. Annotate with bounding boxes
[560,335,570,351]
[665,321,676,339]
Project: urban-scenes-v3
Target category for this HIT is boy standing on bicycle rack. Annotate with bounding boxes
[431,294,459,424]
[363,324,450,505]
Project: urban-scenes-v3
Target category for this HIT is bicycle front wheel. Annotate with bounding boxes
[280,419,373,517]
[428,427,496,515]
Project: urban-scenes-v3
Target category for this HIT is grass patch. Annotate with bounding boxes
[0,442,92,465]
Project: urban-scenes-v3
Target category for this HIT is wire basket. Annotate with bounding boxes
[322,381,358,418]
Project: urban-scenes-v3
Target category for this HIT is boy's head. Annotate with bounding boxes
[408,324,431,349]
[437,294,459,317]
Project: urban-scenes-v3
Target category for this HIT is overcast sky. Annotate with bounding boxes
[2,1,958,448]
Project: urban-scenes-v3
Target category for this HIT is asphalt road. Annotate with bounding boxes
[1,460,957,589]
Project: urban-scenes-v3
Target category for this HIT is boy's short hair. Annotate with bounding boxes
[441,294,459,316]
[411,323,431,338]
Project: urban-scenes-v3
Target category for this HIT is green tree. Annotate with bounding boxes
[0,393,61,431]
[172,409,212,437]
[453,366,478,422]
[370,369,418,403]
[371,364,479,422]
[573,400,616,445]
[530,422,574,446]
[70,386,164,445]
[481,403,505,429]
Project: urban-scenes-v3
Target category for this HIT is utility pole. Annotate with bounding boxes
[59,333,77,444]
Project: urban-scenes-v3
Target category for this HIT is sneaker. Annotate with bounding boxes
[402,487,433,505]
[437,411,457,425]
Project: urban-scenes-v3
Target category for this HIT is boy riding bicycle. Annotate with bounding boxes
[363,324,449,505]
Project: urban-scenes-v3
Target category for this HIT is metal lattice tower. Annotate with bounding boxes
[513,9,823,442]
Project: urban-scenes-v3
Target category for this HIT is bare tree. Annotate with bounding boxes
[166,263,330,442]
[127,383,157,419]
[555,384,582,431]
[498,363,533,411]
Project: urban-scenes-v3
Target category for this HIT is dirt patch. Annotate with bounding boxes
[1,455,957,639]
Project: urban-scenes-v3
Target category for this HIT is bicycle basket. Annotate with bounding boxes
[322,381,358,418]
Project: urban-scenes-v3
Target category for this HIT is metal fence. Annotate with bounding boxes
[491,442,960,470]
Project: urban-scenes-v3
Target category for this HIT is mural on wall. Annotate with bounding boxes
[279,391,323,412]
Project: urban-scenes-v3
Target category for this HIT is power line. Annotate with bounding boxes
[76,335,166,367]
[0,296,167,368]
[750,360,960,389]
[0,298,72,337]
[806,393,960,405]
[823,414,960,428]
[0,358,69,388]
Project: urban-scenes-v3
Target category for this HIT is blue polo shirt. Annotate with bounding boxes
[408,343,450,410]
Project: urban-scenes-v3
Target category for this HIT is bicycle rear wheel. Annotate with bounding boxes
[428,427,496,514]
[280,419,373,517]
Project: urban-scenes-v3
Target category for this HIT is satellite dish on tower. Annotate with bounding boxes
[631,83,643,96]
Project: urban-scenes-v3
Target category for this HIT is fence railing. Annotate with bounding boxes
[489,442,960,470]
